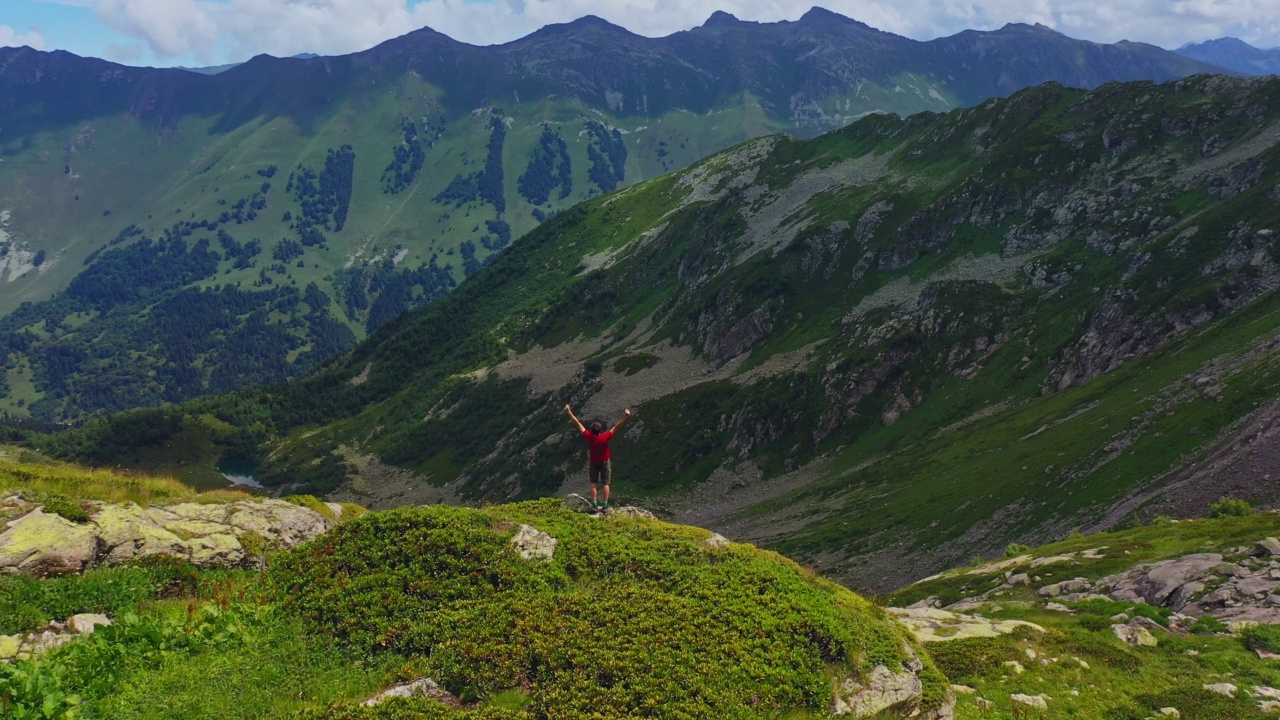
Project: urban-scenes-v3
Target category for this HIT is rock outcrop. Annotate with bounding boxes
[0,496,331,576]
[0,614,112,662]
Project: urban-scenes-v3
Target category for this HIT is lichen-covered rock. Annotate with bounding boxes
[361,677,458,707]
[1112,623,1158,646]
[0,634,20,660]
[0,498,331,576]
[0,508,98,576]
[185,533,245,566]
[1204,682,1238,697]
[1011,693,1050,711]
[705,532,731,549]
[68,614,111,634]
[831,663,924,717]
[888,606,1044,643]
[93,503,186,564]
[510,524,557,561]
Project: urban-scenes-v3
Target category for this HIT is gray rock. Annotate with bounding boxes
[510,524,557,562]
[1103,553,1223,606]
[361,678,457,707]
[0,509,98,577]
[906,596,940,610]
[1006,573,1031,586]
[1112,623,1158,646]
[704,533,731,549]
[1010,694,1050,711]
[1203,683,1237,698]
[1257,538,1280,557]
[831,663,923,717]
[1167,581,1205,611]
[609,506,658,519]
[1038,578,1089,597]
[68,614,111,634]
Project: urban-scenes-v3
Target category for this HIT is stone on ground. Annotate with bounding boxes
[510,524,557,561]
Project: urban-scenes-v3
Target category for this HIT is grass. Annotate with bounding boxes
[0,445,251,507]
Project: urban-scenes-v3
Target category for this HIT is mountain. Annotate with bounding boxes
[0,10,1234,422]
[176,53,322,75]
[50,74,1280,595]
[1177,37,1280,76]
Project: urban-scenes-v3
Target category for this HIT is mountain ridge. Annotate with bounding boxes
[0,8,1240,423]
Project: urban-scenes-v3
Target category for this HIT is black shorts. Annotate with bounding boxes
[589,460,612,485]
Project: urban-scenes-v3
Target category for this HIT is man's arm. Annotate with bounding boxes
[610,408,632,435]
[564,405,587,433]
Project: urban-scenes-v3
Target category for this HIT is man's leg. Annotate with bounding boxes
[602,461,612,506]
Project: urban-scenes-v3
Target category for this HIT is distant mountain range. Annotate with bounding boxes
[0,8,1237,421]
[176,53,321,76]
[1176,37,1280,76]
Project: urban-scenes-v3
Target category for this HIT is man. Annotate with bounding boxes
[564,404,631,510]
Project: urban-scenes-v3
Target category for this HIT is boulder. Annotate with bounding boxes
[92,503,186,564]
[361,678,458,708]
[1006,573,1031,586]
[1038,577,1090,597]
[1254,687,1280,701]
[1203,683,1237,698]
[186,533,245,566]
[1112,623,1157,647]
[68,613,111,634]
[0,509,98,576]
[510,524,557,562]
[1103,553,1223,606]
[704,533,731,549]
[1257,538,1280,557]
[887,607,1044,643]
[831,663,923,717]
[1157,708,1180,718]
[0,634,19,660]
[1010,694,1050,711]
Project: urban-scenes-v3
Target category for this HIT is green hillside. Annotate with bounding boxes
[47,74,1280,593]
[0,10,1230,420]
[0,469,951,719]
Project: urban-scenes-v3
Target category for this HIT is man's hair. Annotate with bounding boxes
[590,421,604,434]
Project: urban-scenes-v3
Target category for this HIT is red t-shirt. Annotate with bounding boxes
[583,430,614,462]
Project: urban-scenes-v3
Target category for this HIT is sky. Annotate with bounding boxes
[2,0,1279,69]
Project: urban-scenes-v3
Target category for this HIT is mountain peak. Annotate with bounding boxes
[702,10,741,28]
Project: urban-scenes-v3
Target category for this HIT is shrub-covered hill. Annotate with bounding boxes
[0,498,953,719]
[60,73,1280,592]
[275,501,951,719]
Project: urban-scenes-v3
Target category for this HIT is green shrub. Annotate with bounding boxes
[0,558,199,635]
[926,635,1021,683]
[1191,615,1227,634]
[1149,514,1174,525]
[41,494,91,523]
[270,501,947,718]
[284,494,336,522]
[1209,498,1253,518]
[1004,543,1031,557]
[1242,623,1280,654]
[1131,686,1263,719]
[1079,614,1112,632]
[0,659,82,719]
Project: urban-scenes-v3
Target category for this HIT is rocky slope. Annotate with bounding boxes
[0,10,1231,421]
[887,511,1280,718]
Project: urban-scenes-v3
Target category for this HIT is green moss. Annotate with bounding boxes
[41,494,90,523]
[283,494,336,522]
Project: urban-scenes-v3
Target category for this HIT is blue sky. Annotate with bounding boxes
[2,0,1278,68]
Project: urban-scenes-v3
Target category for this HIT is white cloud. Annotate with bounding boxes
[0,25,48,50]
[77,0,1280,65]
